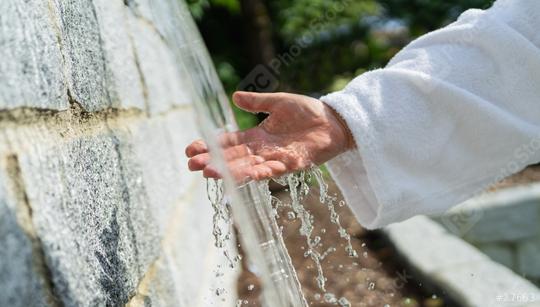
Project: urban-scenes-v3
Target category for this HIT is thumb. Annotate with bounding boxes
[233,91,283,113]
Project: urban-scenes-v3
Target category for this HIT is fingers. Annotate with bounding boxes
[185,133,248,158]
[193,155,287,182]
[247,161,288,181]
[185,140,208,158]
[204,155,265,180]
[233,91,286,113]
[202,165,221,179]
[188,153,211,171]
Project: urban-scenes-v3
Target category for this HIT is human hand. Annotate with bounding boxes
[185,91,354,182]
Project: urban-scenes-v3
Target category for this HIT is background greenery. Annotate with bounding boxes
[187,0,494,129]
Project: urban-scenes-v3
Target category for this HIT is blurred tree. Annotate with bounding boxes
[187,0,494,129]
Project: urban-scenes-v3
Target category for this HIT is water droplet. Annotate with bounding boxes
[324,293,337,303]
[215,288,225,296]
[432,294,438,299]
[368,282,375,290]
[338,297,352,307]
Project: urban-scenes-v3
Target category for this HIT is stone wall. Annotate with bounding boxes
[0,0,236,306]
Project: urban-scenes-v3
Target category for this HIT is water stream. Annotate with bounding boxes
[148,1,359,305]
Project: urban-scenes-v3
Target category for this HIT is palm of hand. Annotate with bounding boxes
[186,92,352,182]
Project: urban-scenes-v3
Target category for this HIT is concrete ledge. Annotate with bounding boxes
[441,183,540,244]
[439,183,540,281]
[384,216,540,307]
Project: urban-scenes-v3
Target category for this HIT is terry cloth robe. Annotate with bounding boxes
[321,0,540,229]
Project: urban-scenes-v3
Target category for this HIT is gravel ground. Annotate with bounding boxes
[237,180,455,307]
[237,165,540,306]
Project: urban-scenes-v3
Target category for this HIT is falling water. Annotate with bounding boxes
[286,172,327,291]
[149,0,361,305]
[206,179,240,269]
[148,0,309,305]
[269,168,360,303]
[206,167,361,305]
[312,168,358,258]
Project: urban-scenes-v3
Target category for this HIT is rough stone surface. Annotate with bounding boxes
[127,12,192,114]
[0,168,50,307]
[0,0,239,305]
[0,0,68,110]
[120,109,198,234]
[50,0,111,111]
[93,0,146,110]
[18,133,160,306]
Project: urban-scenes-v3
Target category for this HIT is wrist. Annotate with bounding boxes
[324,102,356,151]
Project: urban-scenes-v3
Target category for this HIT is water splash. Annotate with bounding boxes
[338,297,352,307]
[273,167,359,297]
[206,167,360,303]
[312,168,358,258]
[286,172,327,292]
[206,179,239,269]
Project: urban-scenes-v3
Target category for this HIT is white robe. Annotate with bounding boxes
[321,0,540,229]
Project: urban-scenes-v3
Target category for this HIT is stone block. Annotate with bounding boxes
[385,216,487,274]
[433,260,540,307]
[477,243,516,269]
[0,0,67,110]
[464,200,539,243]
[0,168,51,307]
[441,185,540,243]
[159,177,239,307]
[50,0,148,112]
[517,238,540,279]
[50,0,111,111]
[111,108,201,233]
[126,258,180,307]
[18,132,160,306]
[127,12,192,115]
[93,0,146,110]
[125,170,238,307]
[385,216,540,307]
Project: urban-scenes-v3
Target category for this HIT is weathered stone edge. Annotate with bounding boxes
[383,216,540,307]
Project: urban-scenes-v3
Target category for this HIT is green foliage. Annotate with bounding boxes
[191,0,494,129]
[271,0,381,42]
[187,0,240,19]
[381,0,495,34]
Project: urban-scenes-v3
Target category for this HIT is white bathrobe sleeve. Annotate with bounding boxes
[320,0,540,229]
